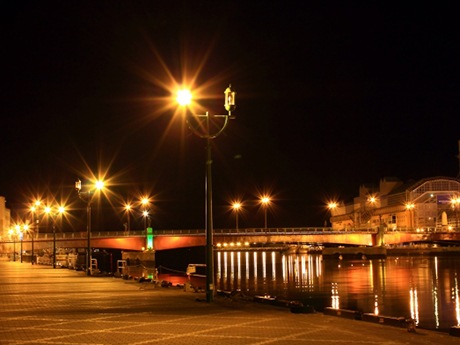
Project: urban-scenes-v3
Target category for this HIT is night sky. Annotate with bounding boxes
[3,2,460,231]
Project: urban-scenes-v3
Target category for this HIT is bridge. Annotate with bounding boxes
[2,227,460,253]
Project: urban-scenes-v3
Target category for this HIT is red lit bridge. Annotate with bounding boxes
[2,227,460,253]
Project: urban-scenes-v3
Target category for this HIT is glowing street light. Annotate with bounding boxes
[327,202,338,210]
[140,197,151,230]
[22,224,32,263]
[44,204,66,268]
[95,180,105,190]
[123,196,151,232]
[75,178,106,276]
[141,197,150,207]
[367,195,381,226]
[368,196,377,205]
[29,200,43,265]
[15,224,24,263]
[8,227,21,262]
[260,196,271,229]
[175,84,236,302]
[124,204,132,232]
[176,89,192,106]
[19,224,34,263]
[142,210,150,230]
[232,202,242,231]
[327,201,338,228]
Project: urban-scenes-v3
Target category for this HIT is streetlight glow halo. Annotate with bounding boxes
[176,89,192,106]
[95,180,105,190]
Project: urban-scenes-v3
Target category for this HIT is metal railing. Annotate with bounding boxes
[152,227,378,236]
[1,226,456,244]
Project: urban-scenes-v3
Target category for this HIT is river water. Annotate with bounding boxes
[212,250,460,332]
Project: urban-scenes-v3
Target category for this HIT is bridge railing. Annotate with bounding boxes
[153,227,378,236]
[10,230,147,242]
[2,226,450,243]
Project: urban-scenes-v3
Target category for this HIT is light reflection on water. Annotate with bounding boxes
[215,250,460,331]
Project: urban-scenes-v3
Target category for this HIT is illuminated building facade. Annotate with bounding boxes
[329,176,460,231]
[0,196,11,241]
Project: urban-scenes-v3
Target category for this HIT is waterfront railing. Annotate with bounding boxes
[1,226,455,243]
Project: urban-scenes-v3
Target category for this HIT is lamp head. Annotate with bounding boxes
[224,84,236,112]
[75,178,82,192]
[176,89,192,106]
[95,180,105,190]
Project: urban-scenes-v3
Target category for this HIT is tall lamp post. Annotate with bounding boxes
[44,205,66,269]
[141,197,151,232]
[124,204,132,233]
[142,210,150,231]
[75,178,105,276]
[15,225,24,263]
[21,224,32,262]
[260,196,271,230]
[8,226,21,261]
[176,85,236,302]
[123,197,151,233]
[327,202,338,229]
[30,200,42,265]
[232,202,241,231]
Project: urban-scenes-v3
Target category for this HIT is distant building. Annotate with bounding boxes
[329,176,460,231]
[0,196,11,240]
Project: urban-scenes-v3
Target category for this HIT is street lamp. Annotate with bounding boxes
[29,200,42,265]
[21,224,33,262]
[124,203,132,233]
[367,195,381,227]
[232,202,242,231]
[123,197,151,233]
[75,178,105,276]
[260,196,271,229]
[140,197,151,231]
[15,225,24,263]
[44,204,66,268]
[8,226,21,261]
[327,201,338,228]
[142,210,150,231]
[141,197,150,208]
[176,84,236,302]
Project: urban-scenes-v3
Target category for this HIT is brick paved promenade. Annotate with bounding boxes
[0,259,457,345]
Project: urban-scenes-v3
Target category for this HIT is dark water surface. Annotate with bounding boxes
[212,250,460,332]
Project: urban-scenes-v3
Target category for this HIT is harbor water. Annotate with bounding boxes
[213,250,460,332]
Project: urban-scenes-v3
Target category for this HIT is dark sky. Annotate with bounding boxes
[3,2,460,231]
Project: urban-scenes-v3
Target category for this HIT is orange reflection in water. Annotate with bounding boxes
[455,274,460,326]
[213,251,459,331]
[410,287,419,325]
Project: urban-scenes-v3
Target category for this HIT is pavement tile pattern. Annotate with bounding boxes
[0,260,457,345]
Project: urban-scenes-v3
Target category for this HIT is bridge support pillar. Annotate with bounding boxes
[372,225,386,247]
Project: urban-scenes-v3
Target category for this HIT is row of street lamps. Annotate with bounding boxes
[11,181,114,273]
[123,197,152,232]
[230,196,272,230]
[8,201,67,266]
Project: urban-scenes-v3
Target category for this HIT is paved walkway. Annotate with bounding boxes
[0,260,457,345]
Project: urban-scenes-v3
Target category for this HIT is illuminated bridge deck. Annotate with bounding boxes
[2,227,459,251]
